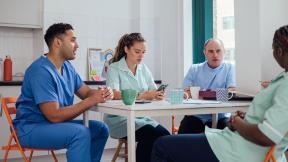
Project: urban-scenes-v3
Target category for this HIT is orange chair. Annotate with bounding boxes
[1,97,58,162]
[264,145,276,162]
[111,138,128,162]
[171,115,179,135]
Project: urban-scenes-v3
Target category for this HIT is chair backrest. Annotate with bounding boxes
[2,97,17,124]
[1,97,22,147]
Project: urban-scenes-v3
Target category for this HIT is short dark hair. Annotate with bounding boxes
[44,23,73,48]
[273,25,288,52]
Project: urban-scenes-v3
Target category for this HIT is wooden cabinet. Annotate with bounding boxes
[0,0,43,28]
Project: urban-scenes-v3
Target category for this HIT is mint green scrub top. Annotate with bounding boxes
[104,57,159,138]
[206,72,288,162]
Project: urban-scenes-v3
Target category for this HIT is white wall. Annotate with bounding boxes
[235,0,288,94]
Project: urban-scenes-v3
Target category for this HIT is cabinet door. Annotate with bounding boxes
[0,0,43,28]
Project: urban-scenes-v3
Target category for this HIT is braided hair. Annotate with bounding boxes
[273,25,288,51]
[110,33,145,64]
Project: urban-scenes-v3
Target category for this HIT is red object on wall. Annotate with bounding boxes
[4,55,12,81]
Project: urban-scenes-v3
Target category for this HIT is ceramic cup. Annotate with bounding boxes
[168,88,189,104]
[121,89,138,105]
[190,86,201,99]
[215,88,233,102]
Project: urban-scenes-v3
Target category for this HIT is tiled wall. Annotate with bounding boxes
[42,0,161,81]
[0,27,39,78]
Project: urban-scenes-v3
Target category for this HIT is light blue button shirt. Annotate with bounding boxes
[206,72,288,162]
[183,61,236,121]
[104,57,159,138]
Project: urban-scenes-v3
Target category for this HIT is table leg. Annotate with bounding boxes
[83,111,89,127]
[212,113,218,128]
[127,111,136,162]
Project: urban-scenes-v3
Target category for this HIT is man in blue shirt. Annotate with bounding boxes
[178,38,236,134]
[13,23,113,162]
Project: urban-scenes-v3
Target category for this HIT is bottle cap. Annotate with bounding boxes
[6,55,11,59]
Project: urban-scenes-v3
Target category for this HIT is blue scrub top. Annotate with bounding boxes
[13,56,83,137]
[183,61,236,121]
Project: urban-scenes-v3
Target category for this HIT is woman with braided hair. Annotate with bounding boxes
[151,25,288,162]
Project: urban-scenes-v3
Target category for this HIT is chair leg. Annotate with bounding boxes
[3,149,10,162]
[51,151,58,162]
[124,140,128,162]
[28,150,34,162]
[19,150,29,162]
[111,140,124,162]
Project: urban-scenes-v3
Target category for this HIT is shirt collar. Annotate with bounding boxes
[204,61,224,71]
[118,57,143,72]
[271,71,288,83]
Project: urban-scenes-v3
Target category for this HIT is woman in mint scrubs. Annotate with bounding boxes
[104,33,170,162]
[151,25,288,162]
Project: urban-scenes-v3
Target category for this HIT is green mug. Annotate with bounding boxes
[121,89,138,105]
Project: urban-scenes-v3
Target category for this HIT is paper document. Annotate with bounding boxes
[183,99,221,104]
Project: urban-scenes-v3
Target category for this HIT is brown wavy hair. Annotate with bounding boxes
[109,33,145,64]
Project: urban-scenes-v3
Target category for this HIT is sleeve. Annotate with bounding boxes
[226,64,236,88]
[29,70,58,105]
[183,66,194,88]
[257,82,288,144]
[106,65,120,90]
[144,65,157,90]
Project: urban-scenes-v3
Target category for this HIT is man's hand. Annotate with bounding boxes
[87,86,114,104]
[98,86,114,101]
[184,87,192,98]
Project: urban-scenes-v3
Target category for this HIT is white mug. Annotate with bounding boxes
[190,86,201,99]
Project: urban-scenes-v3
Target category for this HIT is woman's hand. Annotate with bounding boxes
[227,111,246,131]
[228,115,241,131]
[260,81,271,89]
[155,90,165,100]
[138,90,165,100]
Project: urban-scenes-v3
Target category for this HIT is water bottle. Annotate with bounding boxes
[4,55,12,81]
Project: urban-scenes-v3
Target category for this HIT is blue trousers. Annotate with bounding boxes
[151,134,219,162]
[19,120,109,162]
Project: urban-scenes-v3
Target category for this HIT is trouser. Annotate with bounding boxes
[178,115,229,134]
[123,124,170,162]
[151,134,219,162]
[19,120,109,162]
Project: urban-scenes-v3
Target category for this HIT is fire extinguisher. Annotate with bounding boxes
[4,55,12,81]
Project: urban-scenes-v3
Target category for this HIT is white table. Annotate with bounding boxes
[83,100,250,162]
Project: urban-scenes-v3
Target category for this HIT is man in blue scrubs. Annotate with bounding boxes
[178,38,236,134]
[13,23,113,162]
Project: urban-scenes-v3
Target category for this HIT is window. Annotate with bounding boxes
[222,16,234,30]
[213,0,235,64]
[192,0,235,65]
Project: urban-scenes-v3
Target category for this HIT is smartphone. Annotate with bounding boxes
[157,84,168,91]
[135,100,152,104]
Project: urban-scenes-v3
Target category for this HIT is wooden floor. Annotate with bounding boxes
[2,148,125,162]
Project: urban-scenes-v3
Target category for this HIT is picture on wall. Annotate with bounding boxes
[87,48,113,81]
